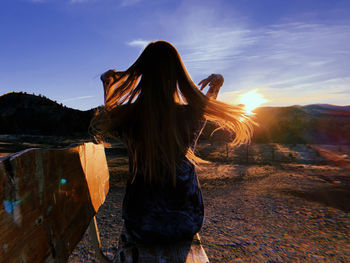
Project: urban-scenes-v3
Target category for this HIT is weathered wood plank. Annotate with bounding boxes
[0,143,109,263]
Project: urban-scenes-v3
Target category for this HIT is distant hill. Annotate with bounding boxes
[202,104,350,145]
[0,92,94,136]
[304,104,350,113]
[1,92,349,144]
[252,104,350,144]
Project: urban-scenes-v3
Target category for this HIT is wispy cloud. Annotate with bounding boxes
[62,95,94,102]
[127,39,151,50]
[156,2,255,77]
[151,2,350,106]
[226,22,350,106]
[123,1,350,106]
[179,27,255,75]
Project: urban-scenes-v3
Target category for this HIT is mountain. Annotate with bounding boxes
[252,104,350,144]
[0,92,94,136]
[302,104,350,117]
[305,104,350,112]
[201,104,350,145]
[0,92,349,144]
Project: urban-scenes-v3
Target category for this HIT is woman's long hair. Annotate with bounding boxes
[91,41,254,185]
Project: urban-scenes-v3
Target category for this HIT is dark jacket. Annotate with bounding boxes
[121,108,206,243]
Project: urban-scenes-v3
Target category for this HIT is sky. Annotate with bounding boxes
[0,0,349,110]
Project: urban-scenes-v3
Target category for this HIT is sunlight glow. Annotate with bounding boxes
[239,89,268,114]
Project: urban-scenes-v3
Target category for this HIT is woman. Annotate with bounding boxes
[91,41,254,262]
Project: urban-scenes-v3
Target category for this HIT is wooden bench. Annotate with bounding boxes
[0,142,209,263]
[0,143,109,263]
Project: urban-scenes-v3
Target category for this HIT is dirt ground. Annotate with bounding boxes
[68,149,350,262]
[1,138,350,262]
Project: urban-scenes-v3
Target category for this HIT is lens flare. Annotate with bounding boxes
[239,89,268,114]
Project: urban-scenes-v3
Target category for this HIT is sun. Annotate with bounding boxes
[239,89,268,114]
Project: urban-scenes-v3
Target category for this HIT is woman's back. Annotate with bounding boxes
[120,105,205,242]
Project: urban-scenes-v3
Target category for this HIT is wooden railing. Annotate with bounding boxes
[0,143,109,263]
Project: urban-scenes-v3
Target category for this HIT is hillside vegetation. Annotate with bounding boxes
[0,92,94,137]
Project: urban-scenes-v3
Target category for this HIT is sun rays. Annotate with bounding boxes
[238,89,268,114]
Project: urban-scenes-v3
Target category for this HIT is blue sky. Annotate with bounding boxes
[1,0,349,110]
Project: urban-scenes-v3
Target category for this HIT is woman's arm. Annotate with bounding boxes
[100,69,124,101]
[191,74,224,150]
[198,74,224,99]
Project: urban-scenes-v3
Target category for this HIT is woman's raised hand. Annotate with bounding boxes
[101,69,123,100]
[198,74,224,99]
[100,69,121,87]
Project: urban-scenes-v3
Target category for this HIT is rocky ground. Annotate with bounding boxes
[1,138,350,262]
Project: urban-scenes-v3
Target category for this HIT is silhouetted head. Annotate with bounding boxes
[132,41,185,104]
[136,41,180,75]
[103,40,197,109]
